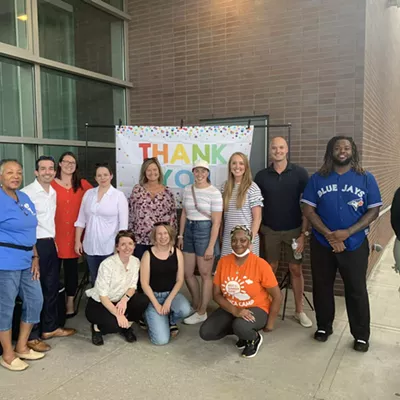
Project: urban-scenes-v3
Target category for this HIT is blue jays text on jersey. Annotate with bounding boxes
[301,170,382,251]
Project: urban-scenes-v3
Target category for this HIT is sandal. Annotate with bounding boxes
[170,324,179,338]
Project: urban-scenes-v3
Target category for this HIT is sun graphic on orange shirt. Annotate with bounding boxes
[221,276,251,301]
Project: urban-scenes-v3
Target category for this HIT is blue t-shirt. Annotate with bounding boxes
[0,189,38,270]
[301,170,382,251]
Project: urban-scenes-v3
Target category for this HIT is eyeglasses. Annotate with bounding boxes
[154,221,170,227]
[61,160,76,166]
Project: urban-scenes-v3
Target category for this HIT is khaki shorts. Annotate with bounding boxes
[260,225,302,264]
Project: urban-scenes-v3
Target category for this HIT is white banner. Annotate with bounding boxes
[116,125,254,206]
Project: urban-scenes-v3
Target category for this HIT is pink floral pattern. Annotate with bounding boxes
[128,184,177,245]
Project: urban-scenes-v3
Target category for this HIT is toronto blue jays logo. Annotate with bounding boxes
[347,198,364,211]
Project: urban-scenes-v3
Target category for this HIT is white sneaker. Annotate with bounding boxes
[183,312,208,325]
[294,312,313,328]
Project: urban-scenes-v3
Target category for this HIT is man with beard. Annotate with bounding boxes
[22,156,76,353]
[302,136,382,352]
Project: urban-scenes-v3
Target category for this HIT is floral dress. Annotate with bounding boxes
[128,184,177,245]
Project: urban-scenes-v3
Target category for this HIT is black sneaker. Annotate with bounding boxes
[313,329,332,342]
[120,327,137,343]
[354,339,369,352]
[235,339,246,349]
[242,333,263,358]
[91,324,104,346]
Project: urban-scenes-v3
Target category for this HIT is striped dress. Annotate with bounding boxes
[221,182,264,257]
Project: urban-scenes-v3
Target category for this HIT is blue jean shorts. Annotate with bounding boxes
[0,268,43,331]
[182,219,220,258]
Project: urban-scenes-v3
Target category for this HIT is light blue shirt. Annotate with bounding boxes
[0,189,38,270]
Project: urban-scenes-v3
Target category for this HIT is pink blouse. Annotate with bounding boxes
[128,184,177,245]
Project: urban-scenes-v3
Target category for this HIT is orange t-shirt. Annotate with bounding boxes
[213,253,278,314]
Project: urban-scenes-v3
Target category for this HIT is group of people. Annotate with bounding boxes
[0,134,385,371]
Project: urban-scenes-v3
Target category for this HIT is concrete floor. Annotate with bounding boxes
[1,239,400,400]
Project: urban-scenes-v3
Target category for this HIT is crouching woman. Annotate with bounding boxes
[200,225,281,358]
[85,230,149,345]
[141,222,191,345]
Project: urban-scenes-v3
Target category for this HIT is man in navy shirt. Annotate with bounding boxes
[302,136,382,352]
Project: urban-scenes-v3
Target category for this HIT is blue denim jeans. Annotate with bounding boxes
[86,254,113,285]
[144,292,191,345]
[0,268,43,331]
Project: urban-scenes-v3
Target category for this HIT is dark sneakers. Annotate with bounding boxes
[314,329,333,342]
[242,333,263,358]
[235,339,246,349]
[91,325,104,346]
[354,339,369,352]
[120,327,137,343]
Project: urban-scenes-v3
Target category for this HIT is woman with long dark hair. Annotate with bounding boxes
[52,152,92,317]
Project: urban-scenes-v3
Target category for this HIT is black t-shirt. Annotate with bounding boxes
[254,163,309,231]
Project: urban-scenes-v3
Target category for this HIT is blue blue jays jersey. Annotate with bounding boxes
[301,170,382,251]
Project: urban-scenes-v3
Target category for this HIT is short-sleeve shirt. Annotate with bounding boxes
[255,163,309,231]
[0,189,38,271]
[182,184,223,220]
[301,170,382,251]
[128,184,177,245]
[86,254,140,302]
[213,253,278,314]
[220,181,263,257]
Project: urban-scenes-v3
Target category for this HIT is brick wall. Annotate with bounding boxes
[127,0,400,294]
[363,0,400,270]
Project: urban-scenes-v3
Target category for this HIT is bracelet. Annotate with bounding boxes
[32,255,39,259]
[125,294,131,299]
[177,235,184,239]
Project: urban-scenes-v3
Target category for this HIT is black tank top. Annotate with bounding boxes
[149,247,178,292]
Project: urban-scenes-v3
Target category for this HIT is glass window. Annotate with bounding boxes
[41,68,125,143]
[0,144,36,185]
[0,0,28,49]
[42,145,116,186]
[101,0,124,11]
[38,0,124,79]
[0,56,35,137]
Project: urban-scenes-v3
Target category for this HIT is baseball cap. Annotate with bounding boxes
[192,160,210,171]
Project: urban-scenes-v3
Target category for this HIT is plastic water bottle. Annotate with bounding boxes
[292,238,302,260]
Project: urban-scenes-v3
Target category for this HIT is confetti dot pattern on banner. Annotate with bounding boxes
[116,125,253,141]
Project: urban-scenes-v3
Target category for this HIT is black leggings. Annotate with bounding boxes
[200,307,268,341]
[60,258,79,297]
[85,293,150,334]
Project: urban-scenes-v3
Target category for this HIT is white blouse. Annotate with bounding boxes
[86,254,140,302]
[75,185,128,255]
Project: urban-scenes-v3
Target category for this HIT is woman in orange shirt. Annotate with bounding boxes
[200,225,281,358]
[52,152,92,317]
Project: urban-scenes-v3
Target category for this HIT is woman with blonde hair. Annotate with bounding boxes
[220,152,263,257]
[129,157,177,260]
[141,222,191,345]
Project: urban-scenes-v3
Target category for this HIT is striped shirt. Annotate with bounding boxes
[182,184,223,221]
[221,182,263,257]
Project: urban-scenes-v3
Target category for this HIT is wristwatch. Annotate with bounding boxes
[302,231,310,237]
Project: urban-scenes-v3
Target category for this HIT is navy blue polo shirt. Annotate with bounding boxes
[255,163,309,231]
[301,169,382,251]
[0,189,38,270]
